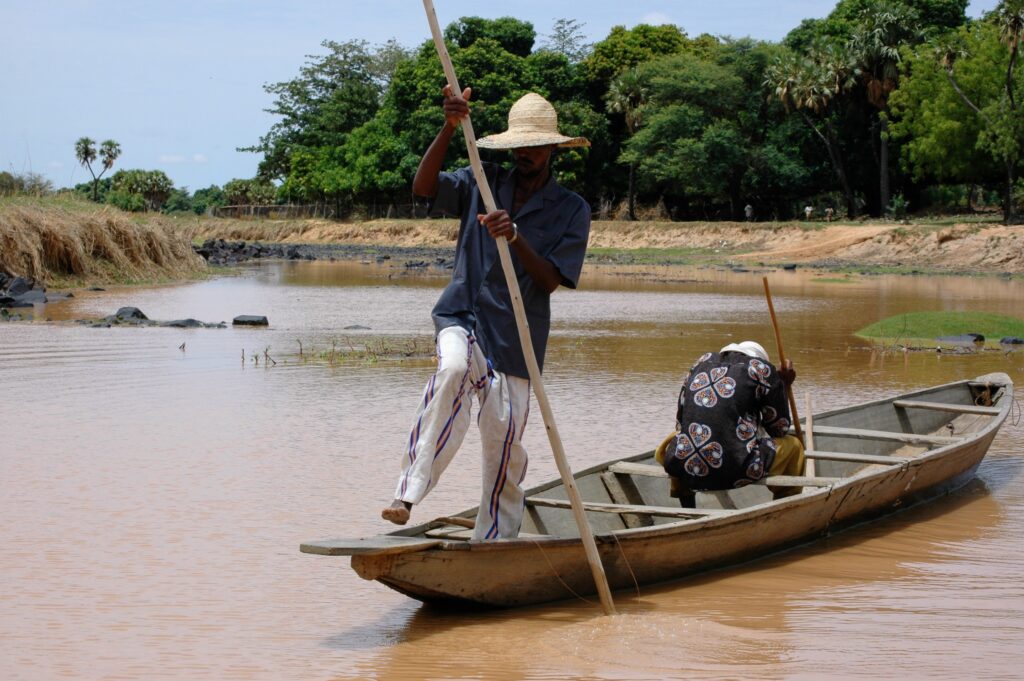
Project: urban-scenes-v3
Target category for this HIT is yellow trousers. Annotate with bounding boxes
[655,433,805,499]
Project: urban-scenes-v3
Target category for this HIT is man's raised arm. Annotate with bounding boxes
[412,85,471,198]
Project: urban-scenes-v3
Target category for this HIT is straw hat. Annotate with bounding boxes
[477,93,590,150]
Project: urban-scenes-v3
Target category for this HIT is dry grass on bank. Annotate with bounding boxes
[190,217,461,247]
[0,197,206,286]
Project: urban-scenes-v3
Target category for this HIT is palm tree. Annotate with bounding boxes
[75,137,122,201]
[606,68,648,221]
[849,4,922,214]
[996,0,1023,110]
[766,47,859,217]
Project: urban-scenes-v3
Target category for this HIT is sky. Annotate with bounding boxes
[1,0,1000,192]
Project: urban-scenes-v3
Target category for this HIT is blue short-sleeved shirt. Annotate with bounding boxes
[427,162,591,379]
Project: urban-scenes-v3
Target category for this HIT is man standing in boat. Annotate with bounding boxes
[656,341,806,506]
[380,86,591,540]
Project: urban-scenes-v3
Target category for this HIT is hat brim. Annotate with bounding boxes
[477,131,590,150]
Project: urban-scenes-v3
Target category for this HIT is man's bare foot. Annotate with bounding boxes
[381,499,412,525]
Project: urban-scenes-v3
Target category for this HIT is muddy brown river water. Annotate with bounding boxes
[2,262,1023,680]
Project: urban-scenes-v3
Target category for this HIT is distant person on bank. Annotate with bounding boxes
[655,341,806,507]
[381,87,591,539]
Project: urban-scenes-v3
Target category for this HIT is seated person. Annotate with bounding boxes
[655,341,805,507]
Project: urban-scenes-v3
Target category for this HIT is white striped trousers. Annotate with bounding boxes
[393,325,530,540]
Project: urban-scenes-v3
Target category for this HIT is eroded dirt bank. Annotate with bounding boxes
[193,217,1022,274]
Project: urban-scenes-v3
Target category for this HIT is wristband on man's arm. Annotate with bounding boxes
[508,222,519,244]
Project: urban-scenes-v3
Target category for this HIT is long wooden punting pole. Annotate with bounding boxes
[421,0,616,616]
[762,277,804,444]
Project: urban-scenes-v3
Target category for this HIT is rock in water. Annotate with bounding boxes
[233,315,269,326]
[114,307,149,321]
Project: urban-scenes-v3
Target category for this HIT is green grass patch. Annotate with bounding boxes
[855,311,1024,345]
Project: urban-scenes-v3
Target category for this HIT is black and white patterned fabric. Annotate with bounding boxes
[664,351,791,490]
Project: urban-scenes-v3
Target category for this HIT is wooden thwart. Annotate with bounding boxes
[526,497,726,518]
[806,450,914,465]
[893,399,1000,416]
[809,424,958,446]
[607,461,839,486]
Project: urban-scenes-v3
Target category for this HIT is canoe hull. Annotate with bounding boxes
[327,374,1013,608]
[352,427,997,607]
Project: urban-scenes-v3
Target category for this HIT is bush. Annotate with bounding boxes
[105,189,147,212]
[162,187,194,214]
[0,171,53,197]
[886,193,910,220]
[191,185,227,215]
[109,169,173,211]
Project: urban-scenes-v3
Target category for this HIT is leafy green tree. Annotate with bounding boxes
[620,52,747,216]
[444,16,535,57]
[109,169,173,211]
[191,185,227,215]
[280,16,600,211]
[242,40,388,180]
[162,187,193,214]
[224,178,278,206]
[606,68,648,219]
[921,2,1023,222]
[786,0,968,49]
[583,24,689,92]
[75,137,121,201]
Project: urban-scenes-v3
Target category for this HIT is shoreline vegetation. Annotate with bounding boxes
[0,197,204,287]
[1,197,1021,288]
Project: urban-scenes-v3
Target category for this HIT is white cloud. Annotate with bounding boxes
[640,12,673,25]
[159,154,186,163]
[192,153,207,163]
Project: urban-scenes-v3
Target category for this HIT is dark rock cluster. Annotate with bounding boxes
[0,272,74,321]
[77,306,227,329]
[0,272,72,309]
[194,239,315,266]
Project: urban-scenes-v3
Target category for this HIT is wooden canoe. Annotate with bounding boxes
[301,372,1013,608]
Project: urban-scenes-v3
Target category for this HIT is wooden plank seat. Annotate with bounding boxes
[606,461,840,486]
[893,399,1001,416]
[805,450,914,465]
[808,425,959,446]
[525,497,727,518]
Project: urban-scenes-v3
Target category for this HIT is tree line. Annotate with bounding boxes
[238,0,1021,224]
[9,1,1018,224]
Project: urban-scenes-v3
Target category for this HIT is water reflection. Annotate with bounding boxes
[1,261,1022,680]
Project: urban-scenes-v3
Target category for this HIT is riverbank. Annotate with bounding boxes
[191,213,1020,274]
[2,198,1018,288]
[0,197,205,286]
